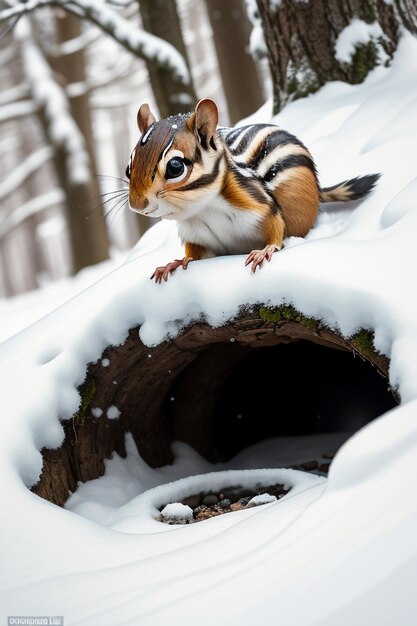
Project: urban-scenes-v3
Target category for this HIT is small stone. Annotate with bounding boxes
[230,502,244,511]
[202,494,218,506]
[182,494,201,509]
[238,497,252,506]
[219,499,231,509]
[300,460,319,471]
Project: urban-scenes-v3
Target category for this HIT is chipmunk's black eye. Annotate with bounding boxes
[165,157,184,180]
[125,164,131,180]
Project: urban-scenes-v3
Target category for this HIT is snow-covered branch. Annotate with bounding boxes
[0,188,64,241]
[0,146,53,202]
[15,18,91,185]
[66,56,136,98]
[49,24,100,57]
[0,100,38,124]
[0,83,30,106]
[1,0,190,83]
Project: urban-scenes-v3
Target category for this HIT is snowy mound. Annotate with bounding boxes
[1,34,417,625]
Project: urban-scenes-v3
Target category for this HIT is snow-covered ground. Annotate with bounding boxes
[1,32,417,625]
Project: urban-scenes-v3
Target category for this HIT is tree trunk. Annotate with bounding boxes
[51,14,110,272]
[32,305,395,507]
[138,0,197,118]
[205,0,265,124]
[255,0,409,113]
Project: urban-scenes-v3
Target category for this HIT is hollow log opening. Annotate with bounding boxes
[32,308,397,506]
[170,341,395,462]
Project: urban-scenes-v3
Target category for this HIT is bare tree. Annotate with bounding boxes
[254,0,416,113]
[49,13,110,270]
[0,0,191,84]
[138,0,197,117]
[205,0,264,124]
[15,18,110,272]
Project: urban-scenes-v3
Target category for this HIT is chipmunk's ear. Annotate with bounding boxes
[137,103,156,134]
[188,98,218,149]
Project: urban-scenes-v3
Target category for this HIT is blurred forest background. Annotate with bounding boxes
[0,0,270,297]
[0,0,415,298]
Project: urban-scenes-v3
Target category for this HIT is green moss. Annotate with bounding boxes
[348,41,379,84]
[351,329,376,359]
[259,306,282,322]
[73,377,96,427]
[357,4,376,24]
[285,57,323,105]
[258,305,318,330]
[259,306,380,365]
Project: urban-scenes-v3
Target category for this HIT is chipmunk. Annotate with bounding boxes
[126,98,380,283]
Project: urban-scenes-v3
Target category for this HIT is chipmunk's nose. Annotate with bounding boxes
[129,192,149,212]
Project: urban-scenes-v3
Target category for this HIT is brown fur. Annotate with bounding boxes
[129,121,174,207]
[137,104,156,134]
[222,169,269,214]
[274,168,319,237]
[263,212,286,249]
[185,242,206,260]
[320,184,351,202]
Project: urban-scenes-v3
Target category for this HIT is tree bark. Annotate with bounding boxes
[255,0,406,113]
[205,0,265,124]
[138,0,197,118]
[32,305,395,507]
[50,14,110,272]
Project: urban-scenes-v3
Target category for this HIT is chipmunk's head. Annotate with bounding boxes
[127,98,223,221]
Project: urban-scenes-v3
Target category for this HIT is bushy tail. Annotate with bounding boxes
[320,173,381,203]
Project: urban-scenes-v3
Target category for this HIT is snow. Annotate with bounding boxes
[247,493,277,507]
[66,433,334,527]
[335,19,387,64]
[0,256,119,342]
[1,31,417,625]
[106,405,120,420]
[160,502,193,523]
[245,0,268,59]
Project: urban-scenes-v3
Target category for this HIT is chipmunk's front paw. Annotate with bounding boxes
[245,245,280,273]
[151,257,193,283]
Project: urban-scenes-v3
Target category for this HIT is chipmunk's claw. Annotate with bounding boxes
[151,257,193,283]
[245,245,280,273]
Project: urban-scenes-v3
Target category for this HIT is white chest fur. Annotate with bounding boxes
[177,197,265,256]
